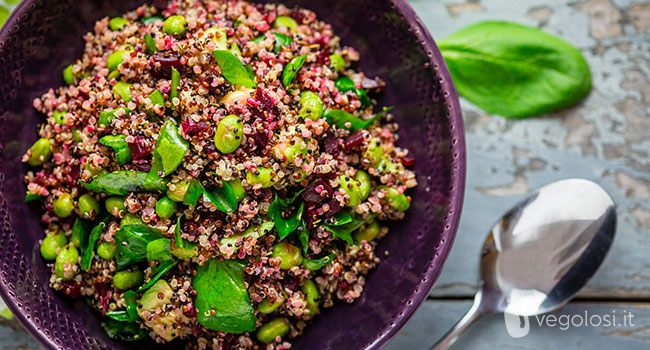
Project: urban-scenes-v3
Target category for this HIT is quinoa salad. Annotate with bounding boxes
[22,0,417,348]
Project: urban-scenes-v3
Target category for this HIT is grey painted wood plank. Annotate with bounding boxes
[388,300,650,350]
[406,0,650,298]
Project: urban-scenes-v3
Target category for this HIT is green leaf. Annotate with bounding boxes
[193,259,256,333]
[438,21,591,118]
[281,54,307,87]
[99,134,132,165]
[72,218,93,252]
[183,179,204,206]
[252,33,293,52]
[104,310,132,322]
[327,210,352,226]
[85,171,167,195]
[296,221,309,254]
[153,121,189,175]
[170,67,180,102]
[335,77,371,107]
[146,238,173,265]
[25,191,43,202]
[213,50,257,88]
[98,107,131,128]
[324,106,393,131]
[115,224,164,270]
[81,218,109,271]
[203,182,239,213]
[144,33,157,54]
[124,290,139,322]
[323,213,374,245]
[136,260,177,292]
[302,254,334,271]
[219,221,274,251]
[101,318,148,341]
[268,195,303,240]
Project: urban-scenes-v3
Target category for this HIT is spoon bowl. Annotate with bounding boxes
[433,179,616,349]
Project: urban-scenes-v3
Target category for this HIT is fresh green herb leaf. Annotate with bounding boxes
[124,290,139,322]
[252,33,293,52]
[268,196,303,240]
[193,259,256,333]
[183,179,204,206]
[302,254,334,271]
[72,218,93,252]
[101,318,148,341]
[25,191,42,202]
[324,106,393,131]
[296,220,309,254]
[98,107,131,128]
[439,21,591,118]
[99,134,132,165]
[85,171,167,195]
[152,121,189,175]
[145,90,164,116]
[335,77,371,107]
[144,34,158,54]
[115,224,164,270]
[281,54,307,87]
[136,260,177,292]
[219,221,274,251]
[327,210,352,226]
[141,15,164,24]
[323,213,374,245]
[81,218,109,271]
[203,182,238,213]
[146,238,173,265]
[170,67,180,102]
[213,50,257,88]
[104,310,132,322]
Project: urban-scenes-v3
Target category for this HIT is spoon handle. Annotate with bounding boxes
[430,291,493,350]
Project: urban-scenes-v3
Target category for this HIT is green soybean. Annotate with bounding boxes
[329,54,345,72]
[301,279,320,316]
[155,196,177,219]
[355,170,372,200]
[214,115,244,154]
[204,27,228,50]
[142,15,164,24]
[97,242,117,260]
[113,81,132,102]
[167,181,190,202]
[40,230,68,261]
[113,270,144,290]
[120,213,143,226]
[63,64,75,85]
[353,220,381,243]
[27,138,52,166]
[246,167,278,188]
[259,293,285,314]
[53,193,74,218]
[109,17,128,31]
[338,174,362,207]
[271,242,303,270]
[106,49,131,71]
[105,196,126,217]
[273,16,298,32]
[55,244,79,281]
[163,15,186,36]
[52,110,67,125]
[78,194,100,219]
[256,318,290,344]
[299,91,324,120]
[379,186,410,212]
[227,179,246,201]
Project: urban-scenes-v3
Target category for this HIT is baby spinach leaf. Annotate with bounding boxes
[98,107,132,128]
[144,33,157,55]
[219,221,274,251]
[324,106,393,131]
[136,260,177,293]
[193,259,256,333]
[146,238,173,264]
[327,210,352,226]
[99,134,132,165]
[252,33,293,52]
[268,195,303,240]
[85,171,167,195]
[81,218,109,271]
[438,21,591,118]
[281,54,307,87]
[104,310,132,322]
[102,318,148,341]
[302,254,335,271]
[323,214,374,245]
[115,224,164,270]
[213,50,257,88]
[25,191,43,202]
[124,290,139,322]
[183,179,204,206]
[296,220,309,254]
[72,218,93,251]
[203,182,238,213]
[335,77,371,107]
[153,122,189,175]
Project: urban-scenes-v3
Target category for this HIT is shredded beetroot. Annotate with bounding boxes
[61,281,82,298]
[249,130,269,150]
[151,51,183,77]
[128,136,151,160]
[324,198,342,218]
[65,165,80,183]
[343,130,364,150]
[183,302,197,318]
[302,179,332,204]
[181,117,209,136]
[132,160,152,172]
[323,133,340,155]
[400,156,415,167]
[94,281,111,316]
[316,49,331,65]
[290,10,305,24]
[256,88,274,112]
[183,220,201,237]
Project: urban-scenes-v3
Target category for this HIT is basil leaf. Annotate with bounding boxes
[323,214,374,245]
[213,50,257,88]
[335,77,371,107]
[146,238,173,264]
[327,210,352,226]
[81,218,109,271]
[296,220,309,254]
[144,33,157,54]
[152,122,189,175]
[268,195,303,240]
[183,179,204,206]
[25,191,43,202]
[438,21,591,118]
[324,106,393,131]
[72,218,93,252]
[124,290,139,322]
[99,134,132,165]
[220,221,274,251]
[102,318,148,341]
[115,224,164,270]
[203,182,238,213]
[252,33,293,52]
[281,54,307,87]
[104,310,132,322]
[137,260,177,293]
[302,254,334,271]
[98,107,131,128]
[145,90,164,117]
[193,259,256,333]
[85,171,167,195]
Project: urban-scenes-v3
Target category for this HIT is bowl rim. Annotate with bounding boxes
[0,0,466,349]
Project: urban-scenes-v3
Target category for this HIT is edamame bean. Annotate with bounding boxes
[106,49,131,71]
[355,170,371,200]
[301,279,319,316]
[259,293,285,314]
[246,167,278,188]
[70,227,82,248]
[353,220,380,243]
[299,91,324,120]
[274,138,306,163]
[227,179,246,202]
[271,242,303,270]
[27,138,52,166]
[121,213,143,226]
[55,244,79,281]
[163,15,186,36]
[97,242,117,260]
[40,229,68,260]
[214,115,244,154]
[63,64,75,85]
[167,181,190,202]
[338,174,361,207]
[113,81,132,102]
[378,186,410,212]
[53,193,74,218]
[155,196,177,219]
[52,110,67,125]
[78,194,100,219]
[84,159,107,177]
[109,17,128,31]
[256,318,290,344]
[329,54,345,72]
[273,16,298,32]
[113,270,144,290]
[105,196,126,217]
[204,27,228,50]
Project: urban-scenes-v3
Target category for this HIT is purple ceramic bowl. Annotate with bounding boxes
[0,0,465,349]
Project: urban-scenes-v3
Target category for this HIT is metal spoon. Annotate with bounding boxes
[431,179,616,349]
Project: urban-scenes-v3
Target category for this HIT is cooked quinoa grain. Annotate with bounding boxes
[24,0,417,348]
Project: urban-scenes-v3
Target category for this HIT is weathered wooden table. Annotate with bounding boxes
[2,0,650,349]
